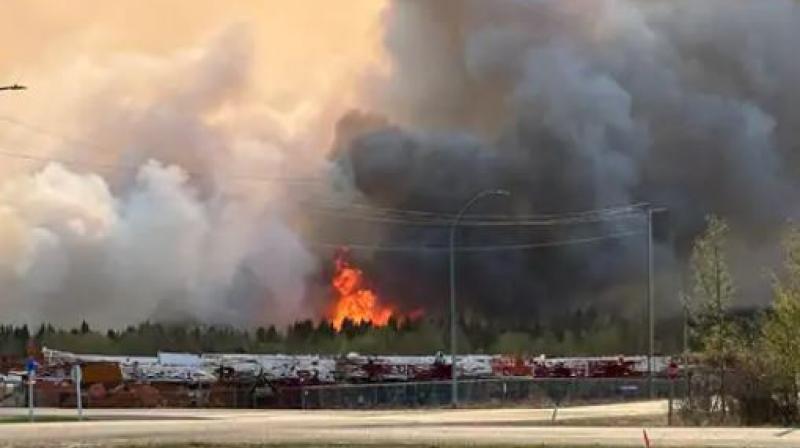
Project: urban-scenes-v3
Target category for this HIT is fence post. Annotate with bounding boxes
[570,377,576,405]
[668,377,675,426]
[232,386,237,408]
[27,373,35,422]
[71,365,83,421]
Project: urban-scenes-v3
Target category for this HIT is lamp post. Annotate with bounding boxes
[450,189,510,407]
[646,206,654,398]
[644,206,667,398]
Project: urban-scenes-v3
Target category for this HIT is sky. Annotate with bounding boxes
[3,1,800,328]
[0,1,391,327]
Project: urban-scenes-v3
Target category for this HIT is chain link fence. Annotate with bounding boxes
[1,378,24,407]
[294,377,683,409]
[2,377,683,409]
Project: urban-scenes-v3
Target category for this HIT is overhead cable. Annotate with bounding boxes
[307,230,644,252]
[0,147,324,185]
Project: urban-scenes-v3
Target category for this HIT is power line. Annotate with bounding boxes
[305,208,643,227]
[0,115,325,185]
[307,230,644,252]
[0,116,653,224]
[303,197,647,220]
[0,146,325,185]
[0,137,650,221]
[0,116,95,151]
[300,191,648,223]
[301,200,647,227]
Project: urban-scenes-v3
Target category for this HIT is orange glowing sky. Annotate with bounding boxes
[0,1,393,326]
[0,0,389,175]
[0,1,388,83]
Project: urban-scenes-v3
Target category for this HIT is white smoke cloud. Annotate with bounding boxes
[0,157,320,328]
[0,21,350,328]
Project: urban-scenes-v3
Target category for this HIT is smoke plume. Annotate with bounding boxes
[0,1,385,327]
[2,0,800,328]
[325,0,800,320]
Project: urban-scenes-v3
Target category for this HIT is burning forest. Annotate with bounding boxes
[328,248,395,331]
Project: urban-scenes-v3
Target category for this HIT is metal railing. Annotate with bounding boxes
[294,377,682,409]
[1,377,684,409]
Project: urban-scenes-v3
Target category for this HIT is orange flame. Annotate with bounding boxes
[328,248,394,331]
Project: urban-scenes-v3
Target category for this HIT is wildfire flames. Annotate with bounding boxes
[328,248,394,331]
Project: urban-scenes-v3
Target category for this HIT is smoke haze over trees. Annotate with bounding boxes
[0,315,653,358]
[1,1,800,329]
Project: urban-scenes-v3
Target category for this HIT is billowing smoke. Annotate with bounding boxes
[0,159,313,327]
[0,0,387,328]
[3,0,800,328]
[322,0,800,319]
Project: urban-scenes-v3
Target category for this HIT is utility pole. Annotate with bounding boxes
[0,84,26,91]
[25,357,37,422]
[682,292,689,357]
[646,206,654,398]
[449,189,510,408]
[644,206,667,399]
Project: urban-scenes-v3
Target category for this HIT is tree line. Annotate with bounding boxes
[681,216,800,425]
[1,308,670,358]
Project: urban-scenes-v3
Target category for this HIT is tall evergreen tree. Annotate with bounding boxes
[688,214,737,418]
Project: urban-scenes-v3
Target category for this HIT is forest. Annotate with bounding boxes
[0,308,676,358]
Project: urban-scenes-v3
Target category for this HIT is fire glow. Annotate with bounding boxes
[328,248,394,331]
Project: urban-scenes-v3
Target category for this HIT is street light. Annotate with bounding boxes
[450,188,510,407]
[644,205,667,398]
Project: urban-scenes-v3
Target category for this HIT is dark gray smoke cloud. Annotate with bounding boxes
[322,0,800,319]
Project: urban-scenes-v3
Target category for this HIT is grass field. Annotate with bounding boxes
[0,415,83,423]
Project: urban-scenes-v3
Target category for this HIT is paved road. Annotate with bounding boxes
[1,401,799,447]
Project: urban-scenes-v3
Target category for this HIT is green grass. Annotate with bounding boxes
[0,415,85,423]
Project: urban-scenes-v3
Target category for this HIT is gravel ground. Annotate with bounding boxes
[0,401,798,447]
